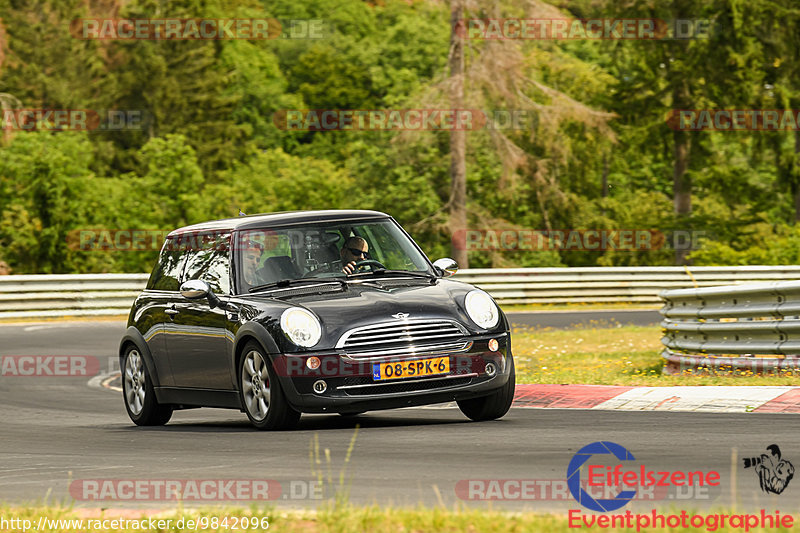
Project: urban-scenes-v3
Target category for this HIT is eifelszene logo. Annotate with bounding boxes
[743,444,794,495]
[567,441,721,512]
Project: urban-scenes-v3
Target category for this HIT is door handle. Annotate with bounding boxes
[165,308,179,316]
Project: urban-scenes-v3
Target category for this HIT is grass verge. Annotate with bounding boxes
[513,325,800,386]
[0,504,795,532]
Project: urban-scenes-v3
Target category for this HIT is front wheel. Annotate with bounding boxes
[122,346,173,426]
[239,342,300,430]
[457,357,515,422]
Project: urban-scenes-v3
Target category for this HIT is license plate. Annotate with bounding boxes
[372,357,450,381]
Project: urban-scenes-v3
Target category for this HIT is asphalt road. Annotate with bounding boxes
[1,317,797,513]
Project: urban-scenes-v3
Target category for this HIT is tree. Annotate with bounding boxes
[753,0,800,222]
[436,0,615,267]
[200,148,356,219]
[601,0,767,263]
[0,132,96,272]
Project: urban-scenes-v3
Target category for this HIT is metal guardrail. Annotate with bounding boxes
[0,274,149,319]
[2,266,800,319]
[456,266,800,305]
[659,280,800,374]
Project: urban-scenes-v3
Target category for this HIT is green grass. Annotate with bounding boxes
[0,504,795,532]
[513,324,800,386]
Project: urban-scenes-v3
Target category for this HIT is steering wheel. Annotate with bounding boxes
[354,259,386,272]
[303,260,341,277]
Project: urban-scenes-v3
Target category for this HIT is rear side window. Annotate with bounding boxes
[146,239,186,292]
[182,233,232,295]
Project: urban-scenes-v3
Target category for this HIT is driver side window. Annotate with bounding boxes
[182,233,232,295]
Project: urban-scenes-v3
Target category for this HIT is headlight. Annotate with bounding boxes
[465,289,499,329]
[280,307,322,347]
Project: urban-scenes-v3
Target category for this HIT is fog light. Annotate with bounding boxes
[485,362,497,376]
[313,380,327,394]
[488,338,499,352]
[307,356,321,370]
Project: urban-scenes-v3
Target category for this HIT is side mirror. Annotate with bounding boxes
[433,258,458,277]
[180,279,221,308]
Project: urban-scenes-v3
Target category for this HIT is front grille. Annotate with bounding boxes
[336,319,467,350]
[342,376,472,396]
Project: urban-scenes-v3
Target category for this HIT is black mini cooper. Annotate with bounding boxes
[120,210,514,429]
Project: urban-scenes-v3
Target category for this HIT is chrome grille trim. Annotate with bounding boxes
[341,341,472,360]
[335,318,468,350]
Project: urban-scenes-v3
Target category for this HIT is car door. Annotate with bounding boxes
[139,240,188,387]
[164,233,235,390]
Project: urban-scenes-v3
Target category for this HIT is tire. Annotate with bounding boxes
[122,345,173,426]
[457,356,515,422]
[239,341,301,430]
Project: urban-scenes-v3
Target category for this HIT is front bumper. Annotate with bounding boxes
[271,334,511,413]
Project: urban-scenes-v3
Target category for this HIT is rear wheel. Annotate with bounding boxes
[457,357,515,422]
[122,346,172,426]
[239,342,300,430]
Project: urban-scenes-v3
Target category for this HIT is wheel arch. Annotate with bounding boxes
[232,322,281,382]
[119,327,162,389]
[232,322,302,408]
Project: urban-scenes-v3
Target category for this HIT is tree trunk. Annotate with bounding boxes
[672,128,691,264]
[601,153,609,216]
[671,71,692,265]
[449,0,468,268]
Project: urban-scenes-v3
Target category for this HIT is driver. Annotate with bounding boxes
[241,241,265,286]
[341,236,369,274]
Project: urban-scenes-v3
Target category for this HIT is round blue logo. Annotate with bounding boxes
[567,441,637,512]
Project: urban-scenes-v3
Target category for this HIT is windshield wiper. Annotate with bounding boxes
[348,269,436,280]
[249,278,346,293]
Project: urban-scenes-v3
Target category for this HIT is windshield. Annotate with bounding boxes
[235,218,433,293]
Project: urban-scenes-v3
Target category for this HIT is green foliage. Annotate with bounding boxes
[201,148,356,219]
[137,134,205,226]
[0,132,98,272]
[0,0,799,273]
[690,224,800,265]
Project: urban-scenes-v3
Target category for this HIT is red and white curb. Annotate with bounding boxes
[96,373,800,414]
[512,384,800,413]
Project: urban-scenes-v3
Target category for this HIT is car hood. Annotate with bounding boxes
[250,278,492,349]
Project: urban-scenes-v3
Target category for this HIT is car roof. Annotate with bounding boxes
[167,210,391,237]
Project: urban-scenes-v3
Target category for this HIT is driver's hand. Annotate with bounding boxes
[342,261,357,274]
